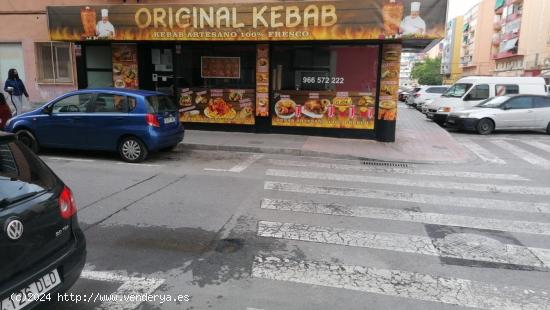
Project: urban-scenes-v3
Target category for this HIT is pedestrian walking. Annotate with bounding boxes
[0,93,13,130]
[4,68,29,115]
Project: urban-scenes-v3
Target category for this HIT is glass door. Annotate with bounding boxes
[151,48,174,96]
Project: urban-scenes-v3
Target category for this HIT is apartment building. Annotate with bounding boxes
[440,16,463,84]
[492,0,550,78]
[399,53,424,87]
[460,0,495,76]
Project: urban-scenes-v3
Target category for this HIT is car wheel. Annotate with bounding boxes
[476,118,495,135]
[118,136,148,163]
[547,122,550,135]
[15,129,40,153]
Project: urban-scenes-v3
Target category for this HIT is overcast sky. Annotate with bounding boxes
[447,0,483,20]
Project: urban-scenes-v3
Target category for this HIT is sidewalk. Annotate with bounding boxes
[177,104,472,164]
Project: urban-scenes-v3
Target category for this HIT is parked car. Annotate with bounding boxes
[4,88,184,162]
[398,86,414,102]
[428,76,547,125]
[0,132,86,309]
[406,85,449,107]
[446,95,550,135]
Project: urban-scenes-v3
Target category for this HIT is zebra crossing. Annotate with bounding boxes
[251,157,550,309]
[458,137,550,168]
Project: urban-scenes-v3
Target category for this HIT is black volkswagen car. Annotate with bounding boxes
[0,132,86,310]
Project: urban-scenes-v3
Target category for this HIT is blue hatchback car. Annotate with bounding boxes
[4,88,184,162]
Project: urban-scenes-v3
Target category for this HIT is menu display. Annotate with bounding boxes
[378,44,401,122]
[112,44,139,89]
[256,44,269,117]
[271,91,375,129]
[179,88,255,125]
[201,57,240,79]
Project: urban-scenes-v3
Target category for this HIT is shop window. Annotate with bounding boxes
[271,44,380,130]
[176,45,257,126]
[36,42,73,84]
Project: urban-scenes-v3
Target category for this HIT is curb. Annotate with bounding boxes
[175,143,473,165]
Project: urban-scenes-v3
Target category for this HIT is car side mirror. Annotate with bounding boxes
[501,105,510,110]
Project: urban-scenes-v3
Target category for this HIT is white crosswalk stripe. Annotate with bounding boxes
[522,140,550,154]
[268,159,528,181]
[493,140,550,169]
[252,256,550,310]
[258,221,550,269]
[260,199,550,236]
[266,169,550,196]
[255,156,550,308]
[264,181,550,214]
[459,139,506,164]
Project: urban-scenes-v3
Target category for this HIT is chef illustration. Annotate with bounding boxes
[96,9,116,39]
[400,2,426,35]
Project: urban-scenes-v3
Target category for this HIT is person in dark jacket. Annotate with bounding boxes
[0,93,13,130]
[4,68,29,115]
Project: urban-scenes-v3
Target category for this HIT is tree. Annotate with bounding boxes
[411,57,443,85]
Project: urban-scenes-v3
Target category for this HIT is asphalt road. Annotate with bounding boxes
[34,123,550,310]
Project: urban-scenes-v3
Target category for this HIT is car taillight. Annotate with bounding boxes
[59,186,77,220]
[414,93,421,98]
[145,114,160,127]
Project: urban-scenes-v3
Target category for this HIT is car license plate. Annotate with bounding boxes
[1,269,61,310]
[448,119,456,124]
[427,113,434,118]
[164,116,176,124]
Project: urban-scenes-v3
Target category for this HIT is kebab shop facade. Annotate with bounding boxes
[47,0,447,142]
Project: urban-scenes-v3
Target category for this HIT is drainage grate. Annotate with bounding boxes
[361,160,410,168]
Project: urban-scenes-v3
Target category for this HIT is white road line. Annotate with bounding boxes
[459,139,506,165]
[116,162,162,168]
[257,221,549,268]
[261,199,550,236]
[204,154,264,173]
[252,256,550,310]
[42,156,95,162]
[81,268,165,310]
[266,169,550,196]
[493,140,550,169]
[268,159,527,181]
[522,140,550,154]
[264,181,550,214]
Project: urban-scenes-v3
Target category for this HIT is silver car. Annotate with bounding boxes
[446,95,550,135]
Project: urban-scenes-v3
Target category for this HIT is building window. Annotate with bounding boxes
[36,42,73,84]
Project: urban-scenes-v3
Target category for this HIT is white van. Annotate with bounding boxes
[426,76,547,125]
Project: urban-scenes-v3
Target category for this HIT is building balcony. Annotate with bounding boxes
[502,32,519,41]
[506,12,522,23]
[493,50,521,60]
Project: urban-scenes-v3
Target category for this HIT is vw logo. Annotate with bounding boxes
[5,219,24,240]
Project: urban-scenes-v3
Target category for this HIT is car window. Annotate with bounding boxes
[52,93,93,113]
[90,94,129,113]
[0,141,56,201]
[442,83,472,98]
[495,84,519,96]
[467,84,490,101]
[146,95,178,113]
[128,97,137,111]
[534,96,550,108]
[505,97,534,109]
